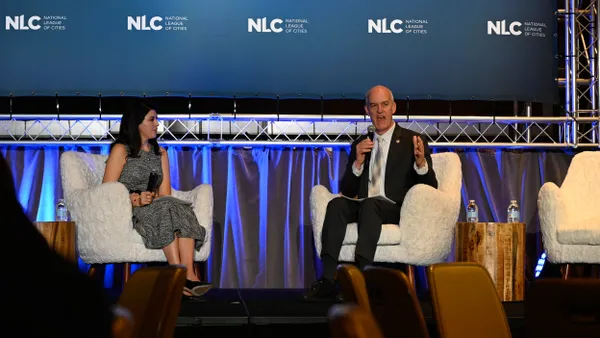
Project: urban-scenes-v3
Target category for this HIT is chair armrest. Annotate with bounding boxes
[310,185,338,253]
[172,184,213,230]
[172,184,214,260]
[66,182,134,262]
[67,181,133,236]
[398,184,460,264]
[538,182,570,245]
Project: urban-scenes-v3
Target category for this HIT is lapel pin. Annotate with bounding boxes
[396,139,400,144]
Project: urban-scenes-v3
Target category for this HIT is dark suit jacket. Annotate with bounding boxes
[340,124,438,207]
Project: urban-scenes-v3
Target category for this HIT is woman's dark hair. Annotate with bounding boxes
[110,98,161,157]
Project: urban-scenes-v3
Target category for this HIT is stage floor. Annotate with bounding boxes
[173,288,525,338]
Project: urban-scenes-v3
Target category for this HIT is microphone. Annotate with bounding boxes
[367,125,375,141]
[146,172,159,192]
[365,125,376,161]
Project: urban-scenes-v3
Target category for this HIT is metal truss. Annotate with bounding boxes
[560,0,599,144]
[0,114,597,148]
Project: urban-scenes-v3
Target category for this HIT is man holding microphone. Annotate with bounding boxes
[304,85,438,300]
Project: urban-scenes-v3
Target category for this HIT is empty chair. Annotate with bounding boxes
[336,264,370,311]
[117,265,187,338]
[427,263,511,338]
[329,303,383,338]
[364,266,429,338]
[538,151,600,278]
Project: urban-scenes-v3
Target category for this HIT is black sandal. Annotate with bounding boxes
[184,280,212,297]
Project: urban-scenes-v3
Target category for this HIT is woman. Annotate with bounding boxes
[102,98,211,297]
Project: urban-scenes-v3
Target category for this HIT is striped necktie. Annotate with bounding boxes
[369,137,383,197]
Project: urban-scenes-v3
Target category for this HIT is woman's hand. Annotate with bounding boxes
[139,191,155,206]
[130,192,155,207]
[130,193,141,207]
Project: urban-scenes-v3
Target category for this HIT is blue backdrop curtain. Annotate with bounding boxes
[1,145,575,289]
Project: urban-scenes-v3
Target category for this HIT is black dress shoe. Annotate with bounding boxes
[302,278,337,300]
[185,280,212,297]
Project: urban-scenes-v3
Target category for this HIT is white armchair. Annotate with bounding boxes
[538,151,600,275]
[59,151,213,272]
[310,152,462,273]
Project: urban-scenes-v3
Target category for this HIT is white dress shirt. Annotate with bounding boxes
[352,127,429,197]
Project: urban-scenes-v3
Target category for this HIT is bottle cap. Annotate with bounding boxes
[511,200,517,203]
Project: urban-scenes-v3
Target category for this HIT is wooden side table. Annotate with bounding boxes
[455,222,526,302]
[33,221,76,263]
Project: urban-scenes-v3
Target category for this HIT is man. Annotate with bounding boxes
[304,85,438,299]
[0,154,114,337]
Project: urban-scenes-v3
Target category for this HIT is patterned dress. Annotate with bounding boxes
[118,146,205,251]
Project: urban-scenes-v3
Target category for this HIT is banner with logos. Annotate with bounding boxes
[0,0,557,102]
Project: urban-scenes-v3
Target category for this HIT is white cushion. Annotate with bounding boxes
[342,223,401,245]
[557,217,600,245]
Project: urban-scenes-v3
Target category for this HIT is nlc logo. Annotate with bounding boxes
[248,18,283,33]
[368,18,403,34]
[127,16,163,31]
[5,15,41,30]
[487,20,522,36]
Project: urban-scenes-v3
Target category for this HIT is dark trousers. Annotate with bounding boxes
[320,196,400,279]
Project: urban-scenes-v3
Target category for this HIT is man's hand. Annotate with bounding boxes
[413,136,426,168]
[354,138,374,168]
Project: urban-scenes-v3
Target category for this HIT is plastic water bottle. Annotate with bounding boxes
[466,200,478,222]
[507,200,520,223]
[56,199,69,221]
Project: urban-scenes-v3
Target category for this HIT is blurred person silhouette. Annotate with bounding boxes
[0,153,114,337]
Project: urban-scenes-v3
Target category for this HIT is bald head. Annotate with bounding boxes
[364,85,397,134]
[365,85,394,106]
